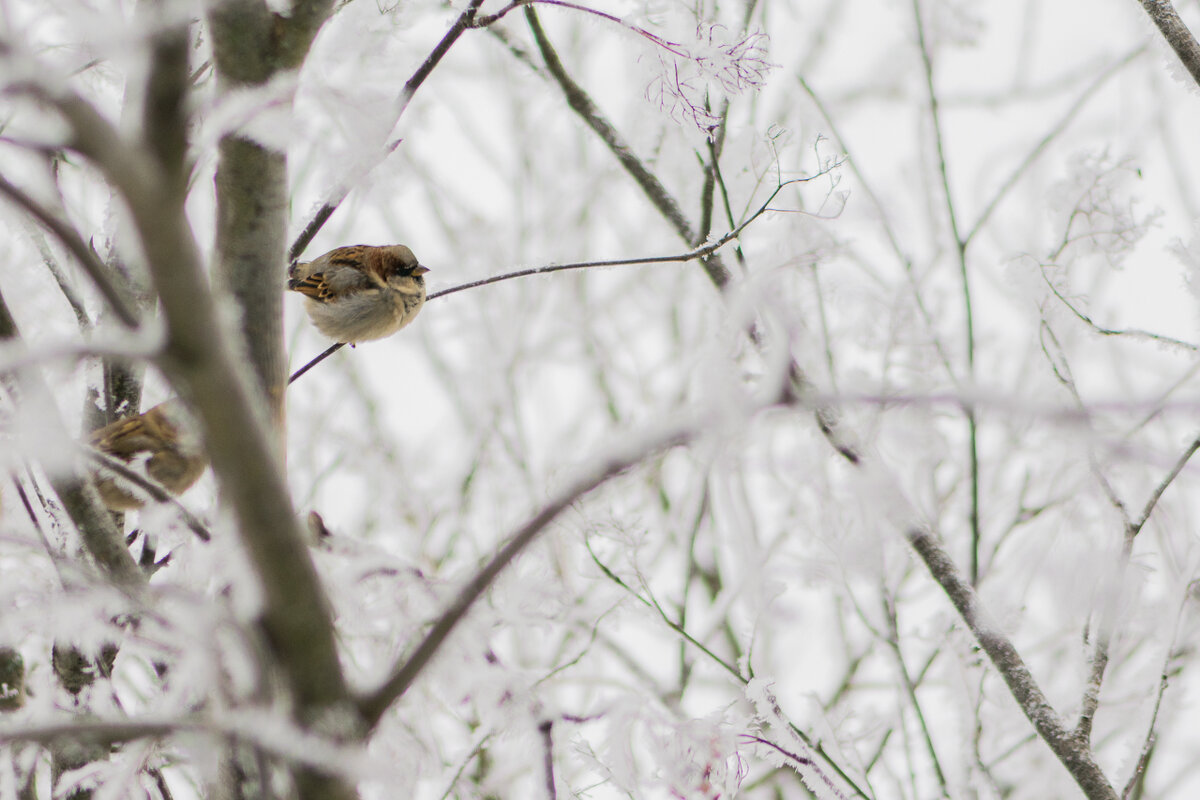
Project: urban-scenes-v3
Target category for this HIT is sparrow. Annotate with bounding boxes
[88,401,207,511]
[287,244,430,343]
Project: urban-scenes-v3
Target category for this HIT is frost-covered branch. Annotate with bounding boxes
[290,0,488,260]
[427,177,821,301]
[525,7,731,291]
[525,7,859,463]
[0,174,140,330]
[357,422,697,727]
[906,525,1118,800]
[0,287,143,591]
[1041,270,1198,352]
[0,713,370,779]
[964,47,1145,247]
[82,448,211,541]
[912,0,981,584]
[880,592,949,798]
[12,20,359,797]
[1138,0,1200,86]
[588,536,869,799]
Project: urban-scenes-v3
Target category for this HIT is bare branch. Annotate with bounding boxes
[427,180,811,301]
[286,181,823,385]
[742,736,850,800]
[881,592,949,798]
[288,342,345,385]
[1120,600,1185,799]
[525,8,859,463]
[0,714,369,779]
[525,7,731,291]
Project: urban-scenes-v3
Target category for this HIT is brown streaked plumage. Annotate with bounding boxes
[288,244,430,343]
[89,401,207,511]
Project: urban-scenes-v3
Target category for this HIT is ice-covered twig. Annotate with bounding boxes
[906,525,1118,800]
[357,416,715,726]
[0,174,139,329]
[82,448,211,542]
[289,0,488,261]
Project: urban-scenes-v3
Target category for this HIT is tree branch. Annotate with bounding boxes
[0,286,143,591]
[26,20,357,782]
[357,423,695,728]
[0,175,140,329]
[524,8,859,462]
[1138,0,1200,87]
[82,448,212,542]
[289,0,487,260]
[285,183,818,385]
[524,7,731,291]
[912,0,981,584]
[906,525,1118,800]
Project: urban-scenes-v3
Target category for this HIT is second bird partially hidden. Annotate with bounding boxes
[288,244,430,344]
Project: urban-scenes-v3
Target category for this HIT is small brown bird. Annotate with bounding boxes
[88,401,207,511]
[288,244,430,343]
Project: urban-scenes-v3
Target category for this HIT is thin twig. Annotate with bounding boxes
[906,525,1118,800]
[588,536,871,799]
[427,182,804,302]
[525,9,859,463]
[797,75,957,382]
[34,235,92,331]
[964,47,1145,247]
[539,720,556,800]
[912,0,982,586]
[1077,431,1200,744]
[287,186,809,384]
[0,175,139,329]
[287,342,345,385]
[288,0,488,261]
[82,448,212,542]
[742,736,850,800]
[1132,435,1200,536]
[585,538,742,684]
[524,6,731,290]
[881,592,949,798]
[1120,589,1187,799]
[355,423,695,727]
[1041,271,1198,352]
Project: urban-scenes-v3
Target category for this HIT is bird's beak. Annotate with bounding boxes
[414,265,431,276]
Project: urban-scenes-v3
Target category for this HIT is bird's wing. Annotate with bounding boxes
[90,417,157,458]
[288,272,336,301]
